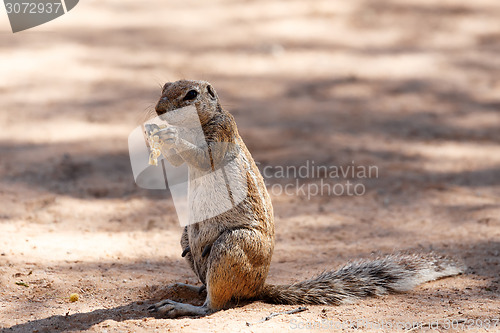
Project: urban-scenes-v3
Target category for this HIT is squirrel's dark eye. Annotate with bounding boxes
[183,90,198,101]
[207,85,216,99]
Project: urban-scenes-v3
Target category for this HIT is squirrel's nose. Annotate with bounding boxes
[155,97,169,115]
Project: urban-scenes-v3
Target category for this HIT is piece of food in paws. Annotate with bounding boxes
[146,124,168,166]
[148,135,164,166]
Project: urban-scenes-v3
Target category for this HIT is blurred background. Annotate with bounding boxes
[1,0,499,331]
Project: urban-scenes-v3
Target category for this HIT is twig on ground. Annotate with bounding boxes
[246,306,308,326]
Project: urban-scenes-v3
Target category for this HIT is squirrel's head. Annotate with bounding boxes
[155,80,223,126]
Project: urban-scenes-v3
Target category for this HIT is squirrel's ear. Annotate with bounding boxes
[206,84,217,101]
[216,103,224,113]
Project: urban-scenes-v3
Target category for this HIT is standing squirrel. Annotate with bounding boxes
[147,80,464,318]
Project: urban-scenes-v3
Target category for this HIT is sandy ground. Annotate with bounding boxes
[1,0,500,332]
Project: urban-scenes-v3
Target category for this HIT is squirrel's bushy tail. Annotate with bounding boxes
[260,253,465,305]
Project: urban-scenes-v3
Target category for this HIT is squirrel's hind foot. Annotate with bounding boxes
[148,299,210,318]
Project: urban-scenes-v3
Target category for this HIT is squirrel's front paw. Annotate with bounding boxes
[157,126,179,148]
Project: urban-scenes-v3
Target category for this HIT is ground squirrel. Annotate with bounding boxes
[147,80,465,318]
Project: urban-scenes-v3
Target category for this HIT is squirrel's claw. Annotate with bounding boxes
[202,245,212,258]
[198,285,206,294]
[181,246,191,257]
